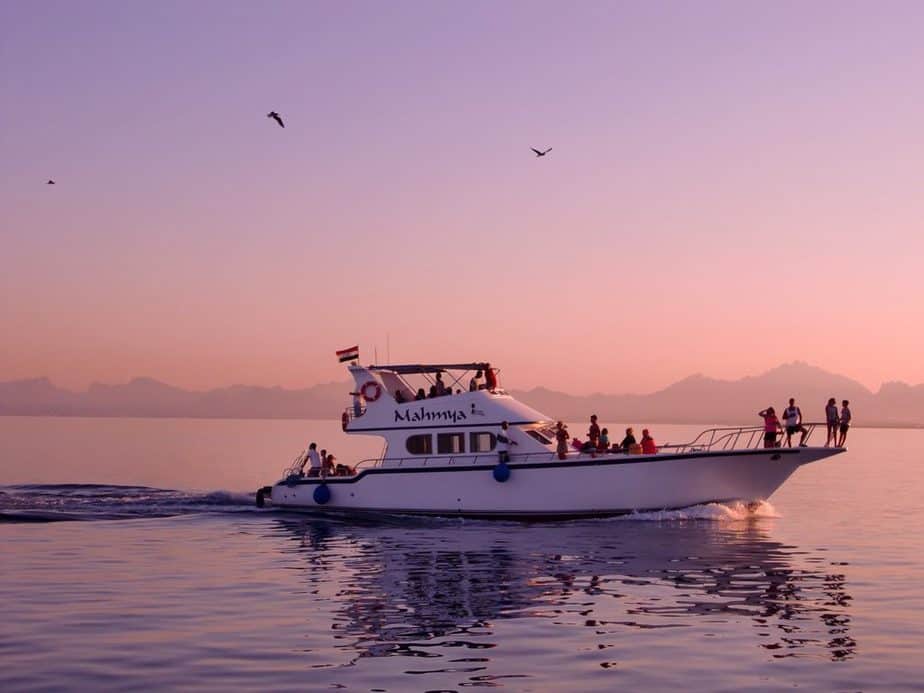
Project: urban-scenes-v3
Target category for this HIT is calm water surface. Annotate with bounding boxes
[1,418,923,691]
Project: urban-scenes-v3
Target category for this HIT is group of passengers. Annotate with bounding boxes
[552,417,658,460]
[397,368,500,403]
[297,442,354,477]
[759,397,852,448]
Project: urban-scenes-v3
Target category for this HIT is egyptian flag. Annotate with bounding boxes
[336,345,359,363]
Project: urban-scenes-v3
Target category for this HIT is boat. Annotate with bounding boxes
[256,361,845,518]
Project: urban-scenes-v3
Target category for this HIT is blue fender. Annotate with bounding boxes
[313,483,331,504]
[492,462,511,483]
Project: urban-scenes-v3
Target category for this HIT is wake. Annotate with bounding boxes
[612,500,779,522]
[0,483,256,523]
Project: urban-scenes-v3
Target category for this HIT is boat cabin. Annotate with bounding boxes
[343,362,556,467]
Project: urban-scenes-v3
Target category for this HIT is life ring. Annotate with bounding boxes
[360,381,382,402]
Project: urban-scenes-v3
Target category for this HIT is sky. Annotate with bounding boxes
[3,1,924,396]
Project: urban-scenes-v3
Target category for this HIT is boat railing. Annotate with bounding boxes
[283,452,307,477]
[659,422,825,454]
[333,423,830,476]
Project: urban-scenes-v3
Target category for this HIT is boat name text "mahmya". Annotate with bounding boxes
[395,406,472,424]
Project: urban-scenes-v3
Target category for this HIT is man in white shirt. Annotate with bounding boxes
[304,442,322,477]
[782,398,808,447]
[497,421,518,463]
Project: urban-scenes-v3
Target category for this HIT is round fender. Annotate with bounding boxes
[313,483,331,505]
[492,462,511,483]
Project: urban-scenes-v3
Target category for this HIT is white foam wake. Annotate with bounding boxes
[614,500,779,522]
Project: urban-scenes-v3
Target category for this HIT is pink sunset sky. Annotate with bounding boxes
[3,1,924,396]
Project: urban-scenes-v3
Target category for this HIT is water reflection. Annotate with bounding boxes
[272,515,855,670]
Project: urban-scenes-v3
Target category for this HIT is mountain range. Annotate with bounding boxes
[2,362,922,427]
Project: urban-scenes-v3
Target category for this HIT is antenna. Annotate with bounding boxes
[387,332,390,363]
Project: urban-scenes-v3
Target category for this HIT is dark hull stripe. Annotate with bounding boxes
[270,497,749,520]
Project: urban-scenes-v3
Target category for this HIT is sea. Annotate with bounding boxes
[1,417,923,692]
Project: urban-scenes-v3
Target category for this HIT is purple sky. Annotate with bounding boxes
[3,1,924,394]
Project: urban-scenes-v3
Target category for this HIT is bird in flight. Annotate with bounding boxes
[531,147,552,157]
[46,179,55,185]
[267,111,285,128]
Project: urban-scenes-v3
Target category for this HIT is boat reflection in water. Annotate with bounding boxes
[272,512,855,674]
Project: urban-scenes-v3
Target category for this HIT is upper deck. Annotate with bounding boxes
[343,362,551,433]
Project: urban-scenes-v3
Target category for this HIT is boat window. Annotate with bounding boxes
[469,432,496,453]
[437,432,465,454]
[406,434,433,455]
[526,429,552,445]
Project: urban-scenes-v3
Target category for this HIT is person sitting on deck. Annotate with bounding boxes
[758,407,782,448]
[395,389,407,404]
[469,370,483,391]
[555,421,570,460]
[321,453,335,478]
[428,384,438,398]
[598,428,610,452]
[641,429,658,454]
[415,388,426,401]
[619,428,637,452]
[334,458,354,476]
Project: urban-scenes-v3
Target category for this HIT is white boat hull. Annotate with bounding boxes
[269,447,842,518]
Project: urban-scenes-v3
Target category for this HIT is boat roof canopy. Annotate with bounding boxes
[367,363,490,375]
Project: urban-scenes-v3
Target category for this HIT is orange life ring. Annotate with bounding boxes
[360,381,382,402]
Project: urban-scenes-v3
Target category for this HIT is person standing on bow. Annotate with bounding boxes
[825,398,840,447]
[782,398,808,447]
[759,407,782,448]
[837,400,852,447]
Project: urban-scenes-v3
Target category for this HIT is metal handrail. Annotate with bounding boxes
[660,422,825,454]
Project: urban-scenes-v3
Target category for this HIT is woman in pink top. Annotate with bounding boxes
[640,429,657,454]
[758,407,782,448]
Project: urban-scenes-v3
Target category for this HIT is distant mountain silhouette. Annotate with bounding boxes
[1,362,922,426]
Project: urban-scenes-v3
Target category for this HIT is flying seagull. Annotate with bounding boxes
[46,179,55,185]
[531,147,552,157]
[267,111,285,128]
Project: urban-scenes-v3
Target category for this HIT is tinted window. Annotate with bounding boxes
[526,429,552,444]
[406,434,433,455]
[437,433,465,454]
[469,432,496,453]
